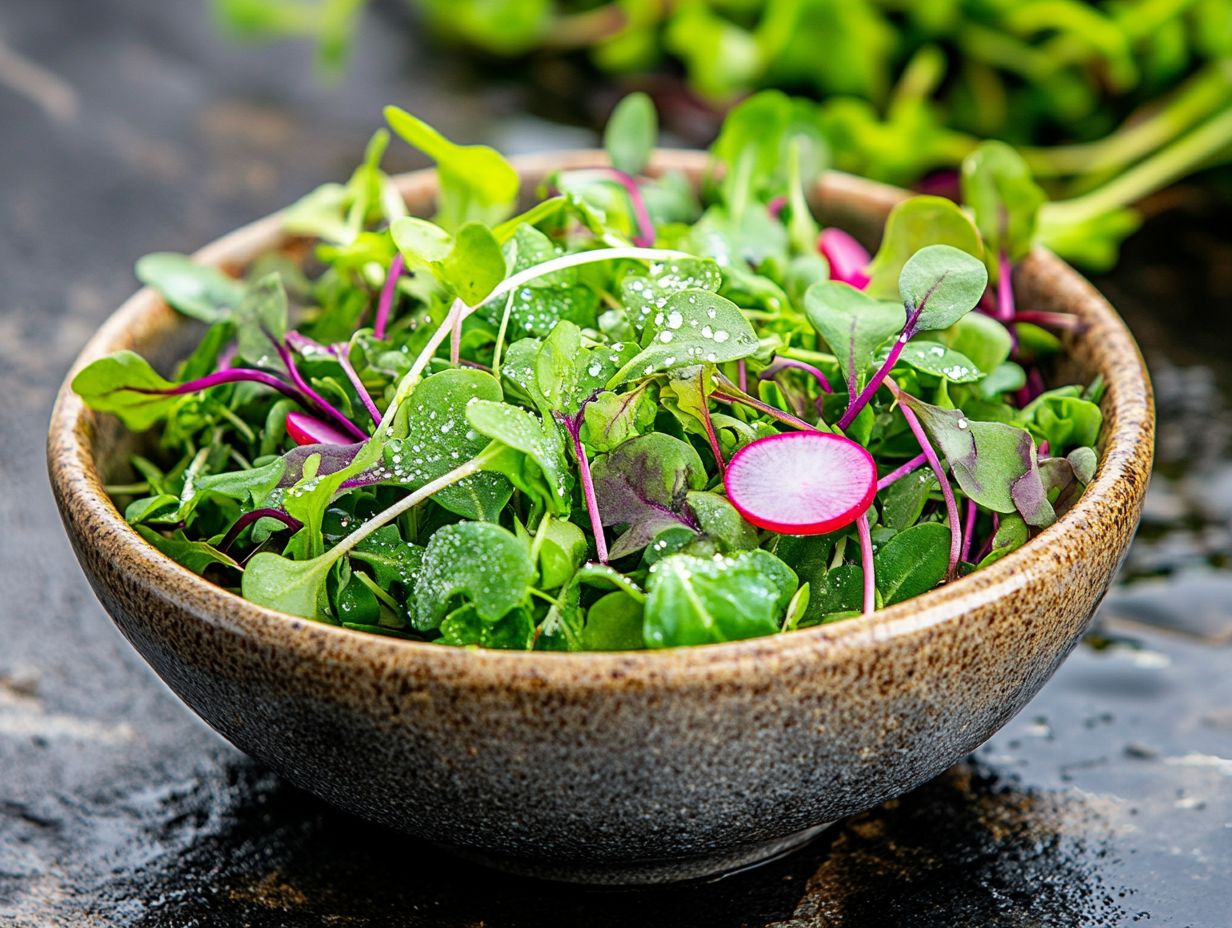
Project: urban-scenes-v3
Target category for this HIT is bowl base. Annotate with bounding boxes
[447,822,835,886]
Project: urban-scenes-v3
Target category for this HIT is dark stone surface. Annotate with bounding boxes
[0,1,1229,924]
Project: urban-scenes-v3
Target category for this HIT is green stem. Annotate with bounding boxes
[1041,106,1232,229]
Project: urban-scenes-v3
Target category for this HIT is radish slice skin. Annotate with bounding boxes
[286,411,355,446]
[724,431,878,535]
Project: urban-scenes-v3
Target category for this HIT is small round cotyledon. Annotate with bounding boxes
[724,431,878,535]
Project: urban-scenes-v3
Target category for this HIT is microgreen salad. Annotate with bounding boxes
[74,92,1104,650]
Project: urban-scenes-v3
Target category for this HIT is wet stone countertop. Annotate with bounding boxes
[1,1,1230,925]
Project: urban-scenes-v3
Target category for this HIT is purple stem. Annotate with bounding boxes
[838,334,908,431]
[960,497,977,564]
[135,368,302,403]
[736,359,748,393]
[286,410,355,446]
[974,513,1001,563]
[696,370,725,476]
[759,357,833,393]
[559,413,608,564]
[996,253,1015,322]
[890,379,962,580]
[856,512,876,615]
[219,508,302,554]
[602,168,655,248]
[331,344,381,425]
[711,390,814,432]
[876,452,928,491]
[373,253,404,341]
[274,342,368,442]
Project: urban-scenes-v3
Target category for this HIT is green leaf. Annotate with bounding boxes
[537,518,587,590]
[804,281,905,394]
[880,469,938,531]
[604,92,657,177]
[349,525,424,590]
[136,526,238,575]
[608,289,759,387]
[582,385,657,452]
[900,395,1055,527]
[899,245,989,334]
[804,564,865,622]
[391,219,505,305]
[71,351,178,430]
[242,551,332,619]
[1019,388,1103,455]
[194,458,286,508]
[233,273,288,369]
[413,522,534,630]
[591,433,707,560]
[383,369,512,520]
[865,196,983,299]
[581,592,646,651]
[891,340,984,383]
[438,605,536,650]
[385,106,519,231]
[686,490,758,552]
[135,253,245,324]
[961,141,1046,272]
[618,256,722,336]
[935,312,1014,379]
[466,400,572,515]
[644,549,798,647]
[977,514,1029,568]
[874,522,950,605]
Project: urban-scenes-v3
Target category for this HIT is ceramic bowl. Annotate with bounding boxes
[48,151,1154,885]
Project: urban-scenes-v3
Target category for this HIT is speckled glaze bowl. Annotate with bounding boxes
[48,152,1154,885]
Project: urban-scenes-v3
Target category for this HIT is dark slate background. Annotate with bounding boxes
[1,1,1230,925]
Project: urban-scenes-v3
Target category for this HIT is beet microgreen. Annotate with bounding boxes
[79,95,1105,650]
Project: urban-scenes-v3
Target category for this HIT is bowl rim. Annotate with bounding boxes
[47,149,1155,686]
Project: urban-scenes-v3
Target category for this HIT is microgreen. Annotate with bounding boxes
[79,96,1104,650]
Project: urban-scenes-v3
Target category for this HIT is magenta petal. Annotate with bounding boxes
[285,411,355,446]
[820,228,871,290]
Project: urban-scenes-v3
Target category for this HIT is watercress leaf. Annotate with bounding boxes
[413,522,534,630]
[71,351,178,430]
[891,340,984,383]
[873,521,950,605]
[491,197,567,243]
[685,490,758,552]
[961,141,1046,270]
[1019,389,1103,454]
[977,514,1029,568]
[608,289,758,387]
[581,592,646,651]
[438,605,536,650]
[591,433,707,560]
[604,91,657,177]
[242,551,333,619]
[194,457,286,508]
[644,549,798,647]
[390,216,454,266]
[900,395,1056,527]
[135,253,245,324]
[864,196,983,299]
[880,469,939,531]
[350,525,424,590]
[136,526,238,575]
[803,564,865,623]
[978,362,1028,399]
[233,273,288,369]
[804,281,905,394]
[899,245,989,334]
[384,106,519,231]
[441,222,505,305]
[466,399,572,515]
[328,560,380,627]
[582,385,657,452]
[537,518,587,590]
[384,368,511,520]
[935,312,1014,377]
[1068,446,1098,484]
[618,257,722,337]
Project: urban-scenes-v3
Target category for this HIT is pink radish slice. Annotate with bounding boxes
[819,228,871,290]
[286,411,355,446]
[724,431,877,534]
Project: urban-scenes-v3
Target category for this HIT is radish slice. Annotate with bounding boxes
[724,431,877,534]
[286,410,355,446]
[819,228,871,291]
